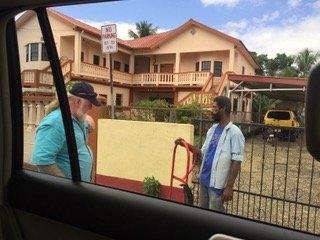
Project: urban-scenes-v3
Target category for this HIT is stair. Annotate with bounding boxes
[177,72,229,108]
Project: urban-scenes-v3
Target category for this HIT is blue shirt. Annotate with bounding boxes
[200,122,245,190]
[200,125,224,195]
[30,109,93,182]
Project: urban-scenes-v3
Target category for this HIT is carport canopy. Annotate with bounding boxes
[227,74,308,102]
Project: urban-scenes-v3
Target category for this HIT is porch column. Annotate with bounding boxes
[129,54,135,74]
[229,47,235,71]
[74,32,82,74]
[35,103,45,126]
[175,52,181,85]
[27,103,36,131]
[23,102,29,129]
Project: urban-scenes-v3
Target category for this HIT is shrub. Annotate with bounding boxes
[142,176,161,197]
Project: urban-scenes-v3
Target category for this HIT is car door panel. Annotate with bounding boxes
[0,1,319,240]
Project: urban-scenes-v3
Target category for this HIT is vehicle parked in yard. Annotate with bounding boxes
[263,109,301,141]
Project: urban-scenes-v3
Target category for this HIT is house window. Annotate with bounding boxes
[114,61,121,71]
[196,62,199,71]
[103,57,106,67]
[30,43,39,61]
[81,52,84,62]
[93,55,100,65]
[124,64,129,73]
[242,66,245,75]
[154,64,158,73]
[201,61,211,71]
[213,61,222,77]
[41,43,48,61]
[26,44,29,62]
[116,94,122,106]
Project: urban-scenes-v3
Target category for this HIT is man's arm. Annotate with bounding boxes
[175,138,202,156]
[221,160,241,202]
[37,164,65,177]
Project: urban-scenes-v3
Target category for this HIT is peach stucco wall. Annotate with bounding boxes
[97,120,194,187]
[90,83,130,106]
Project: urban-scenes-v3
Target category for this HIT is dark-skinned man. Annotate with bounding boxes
[176,96,245,212]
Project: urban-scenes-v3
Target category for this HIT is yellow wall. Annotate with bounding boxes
[97,120,194,187]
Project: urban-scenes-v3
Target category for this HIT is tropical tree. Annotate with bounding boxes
[128,20,158,39]
[295,48,320,77]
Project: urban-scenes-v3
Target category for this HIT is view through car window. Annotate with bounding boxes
[17,0,319,235]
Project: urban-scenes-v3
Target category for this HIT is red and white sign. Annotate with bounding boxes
[101,24,118,53]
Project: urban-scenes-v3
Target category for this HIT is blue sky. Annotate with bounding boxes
[55,0,320,57]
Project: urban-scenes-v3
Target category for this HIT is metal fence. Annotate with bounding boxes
[112,107,318,234]
[191,119,319,235]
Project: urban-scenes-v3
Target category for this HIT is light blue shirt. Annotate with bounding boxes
[30,109,93,182]
[200,122,245,189]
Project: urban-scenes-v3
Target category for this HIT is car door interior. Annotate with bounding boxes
[0,1,319,240]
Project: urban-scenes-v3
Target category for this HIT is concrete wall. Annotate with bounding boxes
[96,120,194,187]
[234,50,255,75]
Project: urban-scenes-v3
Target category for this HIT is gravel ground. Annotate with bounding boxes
[191,134,320,235]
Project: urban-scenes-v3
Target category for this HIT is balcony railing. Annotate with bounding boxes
[80,62,108,79]
[22,61,213,88]
[133,72,211,86]
[22,69,54,88]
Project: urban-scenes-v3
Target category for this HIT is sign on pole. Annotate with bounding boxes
[101,24,118,119]
[101,24,118,54]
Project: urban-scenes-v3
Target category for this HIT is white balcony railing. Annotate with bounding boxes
[113,70,133,85]
[80,62,108,79]
[133,72,211,86]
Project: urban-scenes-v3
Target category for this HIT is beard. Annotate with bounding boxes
[212,112,222,122]
[76,105,87,122]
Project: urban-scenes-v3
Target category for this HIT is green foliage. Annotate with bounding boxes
[133,99,171,122]
[252,94,280,122]
[252,49,320,77]
[65,81,78,92]
[128,20,158,39]
[295,48,320,77]
[175,103,205,123]
[142,176,161,197]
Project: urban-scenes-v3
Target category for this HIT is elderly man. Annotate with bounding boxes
[30,81,101,182]
[176,96,245,212]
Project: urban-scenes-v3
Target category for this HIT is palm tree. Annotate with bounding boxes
[128,20,158,39]
[295,48,320,77]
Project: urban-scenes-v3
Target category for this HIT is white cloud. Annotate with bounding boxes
[249,0,265,6]
[201,0,240,7]
[252,10,280,24]
[225,14,320,57]
[313,0,320,9]
[225,19,249,32]
[77,19,168,40]
[287,0,302,8]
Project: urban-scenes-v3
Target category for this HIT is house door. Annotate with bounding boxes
[160,64,174,73]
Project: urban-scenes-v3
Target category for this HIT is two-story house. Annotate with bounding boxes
[17,8,259,125]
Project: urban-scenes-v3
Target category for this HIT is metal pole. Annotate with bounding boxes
[258,95,262,124]
[109,53,115,119]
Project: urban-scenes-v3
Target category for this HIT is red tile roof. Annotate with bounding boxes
[16,9,259,69]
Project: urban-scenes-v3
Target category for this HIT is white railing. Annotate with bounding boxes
[133,72,210,86]
[178,72,210,85]
[39,72,53,85]
[80,62,108,79]
[113,71,133,85]
[179,91,214,107]
[23,71,36,84]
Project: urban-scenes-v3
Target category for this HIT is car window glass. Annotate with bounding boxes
[16,3,320,235]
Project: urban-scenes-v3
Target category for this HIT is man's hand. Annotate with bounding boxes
[175,137,185,146]
[221,186,233,202]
